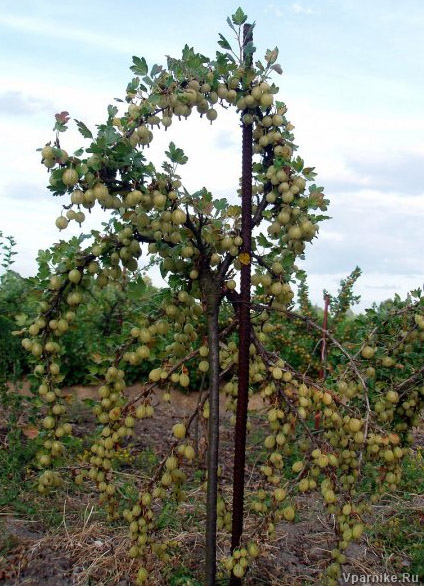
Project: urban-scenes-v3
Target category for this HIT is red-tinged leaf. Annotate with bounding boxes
[55,111,70,124]
[22,425,39,439]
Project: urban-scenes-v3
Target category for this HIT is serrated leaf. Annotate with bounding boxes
[55,111,70,124]
[98,125,120,146]
[271,63,283,74]
[292,156,304,172]
[130,56,148,76]
[218,33,232,51]
[216,50,236,66]
[257,233,273,248]
[232,7,248,25]
[22,425,39,439]
[265,46,279,65]
[243,41,256,57]
[150,63,163,77]
[15,313,28,326]
[303,167,317,179]
[127,77,140,93]
[108,104,118,119]
[127,276,147,301]
[165,141,188,165]
[273,157,285,169]
[226,16,237,33]
[213,198,228,213]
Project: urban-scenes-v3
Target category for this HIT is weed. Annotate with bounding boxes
[167,566,203,586]
[158,501,181,531]
[368,451,424,580]
[0,529,20,556]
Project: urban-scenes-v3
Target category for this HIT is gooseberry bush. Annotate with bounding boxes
[21,8,424,585]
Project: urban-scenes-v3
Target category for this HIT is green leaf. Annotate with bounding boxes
[215,51,236,68]
[165,142,188,165]
[150,63,163,77]
[15,313,28,327]
[302,167,317,179]
[273,157,285,169]
[126,77,140,94]
[130,56,148,76]
[107,104,118,119]
[127,276,147,301]
[292,156,304,173]
[257,233,273,249]
[214,198,228,213]
[97,125,120,146]
[218,33,232,51]
[265,46,279,65]
[314,214,331,222]
[243,41,256,57]
[74,119,93,139]
[226,16,237,33]
[232,7,248,25]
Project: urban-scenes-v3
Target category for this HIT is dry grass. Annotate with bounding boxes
[1,390,422,585]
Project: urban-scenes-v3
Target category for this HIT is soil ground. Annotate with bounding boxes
[0,383,423,585]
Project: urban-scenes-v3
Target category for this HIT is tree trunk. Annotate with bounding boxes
[203,275,222,586]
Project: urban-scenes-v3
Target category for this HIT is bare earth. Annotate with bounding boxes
[0,383,422,585]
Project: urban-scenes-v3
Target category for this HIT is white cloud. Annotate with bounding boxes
[290,3,319,15]
[0,13,161,57]
[318,230,344,242]
[0,91,53,116]
[303,271,423,313]
[265,2,318,17]
[300,186,424,311]
[265,4,284,18]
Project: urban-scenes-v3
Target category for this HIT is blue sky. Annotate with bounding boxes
[0,0,423,310]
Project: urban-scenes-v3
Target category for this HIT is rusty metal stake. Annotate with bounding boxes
[230,22,253,586]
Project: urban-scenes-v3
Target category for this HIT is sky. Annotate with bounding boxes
[0,0,423,312]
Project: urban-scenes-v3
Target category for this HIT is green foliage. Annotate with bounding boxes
[0,230,17,270]
[0,379,40,510]
[168,568,203,586]
[0,270,34,379]
[370,453,424,579]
